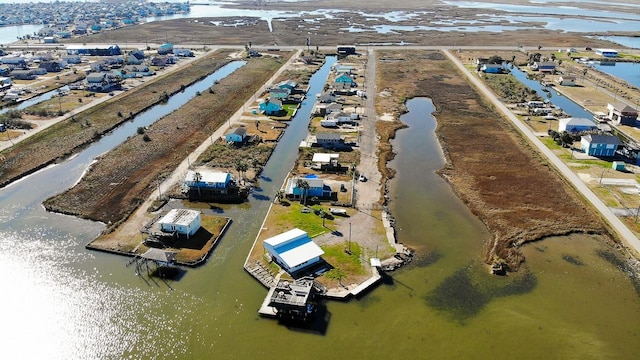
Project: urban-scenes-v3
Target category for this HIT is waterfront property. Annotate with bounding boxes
[580,134,621,156]
[535,61,556,73]
[259,98,283,115]
[481,63,502,73]
[595,48,618,57]
[183,169,248,202]
[607,102,638,126]
[558,117,598,133]
[263,277,317,321]
[263,228,324,274]
[557,75,576,86]
[224,127,248,144]
[285,176,332,199]
[158,208,202,239]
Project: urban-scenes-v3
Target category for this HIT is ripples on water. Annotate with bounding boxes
[0,227,205,359]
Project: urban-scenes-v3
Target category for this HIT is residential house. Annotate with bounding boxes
[0,57,27,67]
[311,153,341,171]
[10,69,36,80]
[122,65,153,77]
[320,118,338,127]
[0,76,12,88]
[263,228,324,274]
[174,48,194,57]
[277,80,297,91]
[225,127,248,144]
[62,55,82,64]
[158,43,173,55]
[535,61,556,73]
[317,91,336,104]
[85,72,121,92]
[607,102,638,126]
[269,87,290,99]
[316,132,344,149]
[158,208,201,238]
[259,98,283,115]
[334,74,355,86]
[285,176,332,199]
[39,61,62,73]
[558,117,597,133]
[595,49,618,58]
[557,75,576,86]
[125,54,143,65]
[580,134,621,156]
[43,36,58,44]
[336,45,356,55]
[185,169,232,190]
[481,63,502,73]
[327,111,355,125]
[333,64,353,74]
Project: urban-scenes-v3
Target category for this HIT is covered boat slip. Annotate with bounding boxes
[127,248,181,279]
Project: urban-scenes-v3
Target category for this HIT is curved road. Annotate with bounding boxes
[442,49,640,256]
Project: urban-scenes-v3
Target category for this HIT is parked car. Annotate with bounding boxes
[359,174,367,182]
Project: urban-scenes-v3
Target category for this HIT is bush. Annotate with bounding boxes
[137,126,145,134]
[142,134,151,142]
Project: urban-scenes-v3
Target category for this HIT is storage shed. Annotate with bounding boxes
[559,117,597,133]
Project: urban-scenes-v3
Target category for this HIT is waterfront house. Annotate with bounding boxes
[263,228,324,274]
[321,118,338,127]
[317,91,336,104]
[334,74,355,85]
[259,98,283,115]
[535,61,556,73]
[185,169,232,190]
[158,208,201,238]
[277,80,298,91]
[580,134,621,156]
[607,102,638,126]
[333,64,353,74]
[269,87,290,99]
[481,63,502,73]
[285,176,331,199]
[316,132,344,149]
[558,117,597,133]
[595,49,618,58]
[337,45,356,55]
[225,127,247,144]
[267,277,316,321]
[85,72,121,92]
[557,75,576,86]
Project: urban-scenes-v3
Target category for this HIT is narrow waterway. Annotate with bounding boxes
[0,88,58,115]
[510,66,593,119]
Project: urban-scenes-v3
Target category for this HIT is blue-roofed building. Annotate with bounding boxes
[259,98,283,115]
[481,63,502,73]
[285,176,332,198]
[263,228,324,274]
[580,134,621,157]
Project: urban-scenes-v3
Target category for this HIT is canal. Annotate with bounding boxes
[3,59,640,358]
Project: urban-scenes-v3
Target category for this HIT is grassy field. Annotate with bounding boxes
[0,50,236,187]
[375,49,610,271]
[43,52,294,229]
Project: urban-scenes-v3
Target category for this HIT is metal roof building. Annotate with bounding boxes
[263,228,324,274]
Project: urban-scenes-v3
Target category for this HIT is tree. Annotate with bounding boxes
[274,190,284,203]
[295,178,310,205]
[235,161,249,183]
[193,171,202,197]
[487,55,503,64]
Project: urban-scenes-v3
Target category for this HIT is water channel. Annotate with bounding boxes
[3,57,640,358]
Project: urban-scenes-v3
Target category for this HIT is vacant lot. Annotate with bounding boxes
[376,50,609,270]
[44,53,292,230]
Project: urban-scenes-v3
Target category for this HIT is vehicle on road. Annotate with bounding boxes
[359,174,367,182]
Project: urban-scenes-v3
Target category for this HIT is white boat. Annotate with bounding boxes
[328,208,347,216]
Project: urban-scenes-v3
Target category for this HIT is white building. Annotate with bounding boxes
[158,209,201,238]
[263,228,324,274]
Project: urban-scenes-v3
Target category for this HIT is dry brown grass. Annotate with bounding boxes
[376,50,610,270]
[43,53,293,229]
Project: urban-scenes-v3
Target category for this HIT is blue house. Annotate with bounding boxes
[225,127,247,143]
[277,80,297,91]
[185,170,232,190]
[535,61,556,74]
[285,176,332,198]
[481,64,502,73]
[580,134,620,156]
[558,117,597,133]
[158,43,173,55]
[259,98,283,115]
[335,74,354,85]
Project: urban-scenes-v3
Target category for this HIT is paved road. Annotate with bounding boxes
[443,49,640,256]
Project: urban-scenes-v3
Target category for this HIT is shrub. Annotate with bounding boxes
[137,126,145,134]
[142,134,151,142]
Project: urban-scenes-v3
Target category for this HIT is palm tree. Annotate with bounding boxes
[274,190,284,203]
[296,178,310,205]
[235,161,249,184]
[193,171,202,197]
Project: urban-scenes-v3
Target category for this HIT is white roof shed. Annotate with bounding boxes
[264,228,324,273]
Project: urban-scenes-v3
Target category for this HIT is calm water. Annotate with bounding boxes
[594,61,640,89]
